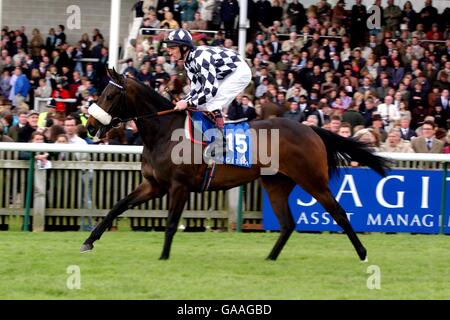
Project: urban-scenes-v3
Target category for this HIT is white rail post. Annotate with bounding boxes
[228,187,239,231]
[238,0,249,58]
[33,165,47,232]
[109,0,122,70]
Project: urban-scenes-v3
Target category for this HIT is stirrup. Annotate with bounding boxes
[204,140,224,165]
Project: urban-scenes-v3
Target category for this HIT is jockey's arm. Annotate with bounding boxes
[174,99,189,110]
[177,49,219,111]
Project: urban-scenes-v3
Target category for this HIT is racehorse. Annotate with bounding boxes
[82,68,390,261]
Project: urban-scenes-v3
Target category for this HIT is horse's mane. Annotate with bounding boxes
[128,77,173,111]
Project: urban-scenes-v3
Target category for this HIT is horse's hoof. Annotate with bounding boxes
[80,243,94,253]
[360,256,369,263]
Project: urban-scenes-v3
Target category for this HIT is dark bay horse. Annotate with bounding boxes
[82,68,389,261]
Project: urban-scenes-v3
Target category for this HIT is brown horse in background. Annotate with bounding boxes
[82,69,389,261]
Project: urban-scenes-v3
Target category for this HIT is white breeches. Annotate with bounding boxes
[200,62,252,112]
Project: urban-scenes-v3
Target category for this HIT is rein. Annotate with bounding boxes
[103,79,210,128]
[110,108,201,127]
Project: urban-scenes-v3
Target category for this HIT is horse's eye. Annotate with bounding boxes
[106,95,114,101]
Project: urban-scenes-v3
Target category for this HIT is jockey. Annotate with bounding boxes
[164,28,252,160]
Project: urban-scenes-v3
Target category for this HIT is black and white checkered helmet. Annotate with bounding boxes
[165,29,194,48]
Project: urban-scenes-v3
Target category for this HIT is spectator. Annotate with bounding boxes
[331,0,346,26]
[81,60,94,80]
[77,124,94,144]
[0,70,12,99]
[220,0,239,41]
[150,64,170,89]
[281,32,304,54]
[434,88,450,115]
[328,115,341,134]
[383,0,402,32]
[18,111,39,143]
[258,94,282,119]
[443,130,450,154]
[282,101,304,122]
[399,117,417,141]
[227,95,257,121]
[55,25,66,48]
[63,116,89,157]
[45,28,56,53]
[377,95,401,131]
[198,0,215,29]
[92,28,104,46]
[38,98,56,128]
[342,103,365,130]
[29,29,44,60]
[337,122,352,138]
[161,11,180,29]
[411,120,444,153]
[156,0,175,21]
[13,67,30,108]
[180,0,198,23]
[380,128,414,153]
[369,114,387,142]
[104,127,127,145]
[51,79,71,113]
[350,0,367,47]
[419,0,439,32]
[402,1,417,32]
[125,120,143,145]
[353,128,380,151]
[0,121,14,142]
[287,0,306,30]
[189,11,207,31]
[304,114,319,127]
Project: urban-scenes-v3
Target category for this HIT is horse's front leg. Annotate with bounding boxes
[159,183,189,260]
[80,177,166,253]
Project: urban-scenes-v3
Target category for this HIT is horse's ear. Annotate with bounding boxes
[112,67,124,85]
[106,68,114,79]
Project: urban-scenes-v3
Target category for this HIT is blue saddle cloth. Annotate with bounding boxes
[190,111,252,168]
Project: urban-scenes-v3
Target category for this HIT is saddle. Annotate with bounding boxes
[184,109,248,145]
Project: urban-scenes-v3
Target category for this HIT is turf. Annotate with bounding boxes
[0,230,449,299]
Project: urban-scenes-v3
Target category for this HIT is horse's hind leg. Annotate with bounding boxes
[261,174,295,260]
[159,183,189,260]
[80,177,166,253]
[302,181,367,262]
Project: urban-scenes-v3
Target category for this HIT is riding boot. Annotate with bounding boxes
[204,110,225,164]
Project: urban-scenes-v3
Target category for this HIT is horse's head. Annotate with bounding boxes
[86,68,134,138]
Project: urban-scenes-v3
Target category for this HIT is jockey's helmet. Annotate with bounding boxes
[165,29,194,49]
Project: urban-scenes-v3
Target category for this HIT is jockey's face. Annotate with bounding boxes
[167,46,182,61]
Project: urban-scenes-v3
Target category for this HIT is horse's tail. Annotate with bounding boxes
[310,126,391,177]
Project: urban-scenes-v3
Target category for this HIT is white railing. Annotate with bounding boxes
[1,143,449,162]
[0,143,448,232]
[0,143,143,154]
[73,58,100,63]
[33,98,78,113]
[139,28,219,35]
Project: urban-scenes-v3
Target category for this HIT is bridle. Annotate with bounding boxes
[89,78,185,129]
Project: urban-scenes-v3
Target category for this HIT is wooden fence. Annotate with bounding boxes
[0,144,448,232]
[0,150,262,232]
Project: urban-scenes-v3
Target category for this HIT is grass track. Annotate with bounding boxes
[0,231,449,299]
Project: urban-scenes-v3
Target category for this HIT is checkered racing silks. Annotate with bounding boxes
[183,46,243,109]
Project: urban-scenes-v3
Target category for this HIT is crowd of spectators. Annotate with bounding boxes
[1,0,450,159]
